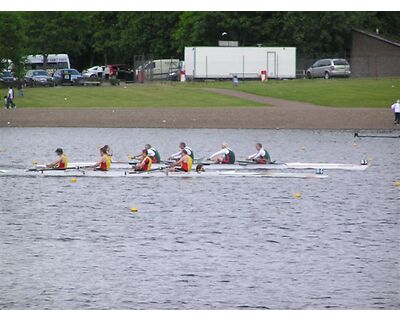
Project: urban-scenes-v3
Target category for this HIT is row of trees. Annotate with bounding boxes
[1,11,399,75]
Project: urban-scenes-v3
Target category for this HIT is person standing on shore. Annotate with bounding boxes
[17,79,24,97]
[391,99,400,125]
[7,86,16,109]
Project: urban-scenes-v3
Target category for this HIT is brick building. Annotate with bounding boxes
[351,29,400,77]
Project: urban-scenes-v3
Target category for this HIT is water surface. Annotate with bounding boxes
[0,128,399,309]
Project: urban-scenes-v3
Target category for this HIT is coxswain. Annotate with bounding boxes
[168,149,192,172]
[168,142,194,160]
[132,149,152,172]
[208,142,235,164]
[92,147,111,171]
[246,143,271,164]
[46,148,69,169]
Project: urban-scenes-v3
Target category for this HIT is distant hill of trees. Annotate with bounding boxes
[1,11,399,73]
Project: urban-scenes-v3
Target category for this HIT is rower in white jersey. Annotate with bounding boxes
[168,142,194,160]
[247,143,271,164]
[208,142,235,164]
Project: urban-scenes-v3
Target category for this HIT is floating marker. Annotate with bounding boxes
[294,192,302,199]
[130,207,138,213]
[395,181,400,187]
[70,177,77,183]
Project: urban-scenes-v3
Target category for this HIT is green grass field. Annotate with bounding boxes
[202,77,400,108]
[6,77,400,108]
[8,85,263,108]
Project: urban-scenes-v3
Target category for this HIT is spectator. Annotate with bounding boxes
[391,99,400,125]
[7,86,16,109]
[17,79,24,97]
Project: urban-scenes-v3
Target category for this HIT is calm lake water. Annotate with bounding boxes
[0,128,399,309]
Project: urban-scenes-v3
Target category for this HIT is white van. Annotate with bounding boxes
[25,54,71,76]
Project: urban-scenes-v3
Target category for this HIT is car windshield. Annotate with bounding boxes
[68,69,80,75]
[333,60,349,66]
[33,71,47,76]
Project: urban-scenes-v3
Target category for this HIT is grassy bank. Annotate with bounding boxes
[5,77,399,108]
[8,85,263,108]
[200,77,400,108]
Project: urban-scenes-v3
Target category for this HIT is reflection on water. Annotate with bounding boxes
[0,128,399,309]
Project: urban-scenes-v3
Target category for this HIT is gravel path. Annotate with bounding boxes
[0,89,398,129]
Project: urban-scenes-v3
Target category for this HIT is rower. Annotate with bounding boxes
[168,142,194,160]
[145,144,161,163]
[103,145,113,160]
[91,146,111,171]
[132,144,161,164]
[208,142,235,164]
[132,149,152,172]
[168,149,192,173]
[247,143,271,164]
[46,148,69,169]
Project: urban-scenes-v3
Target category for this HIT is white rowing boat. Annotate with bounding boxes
[0,169,329,179]
[35,161,368,171]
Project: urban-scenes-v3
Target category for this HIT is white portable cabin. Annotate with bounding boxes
[184,47,296,79]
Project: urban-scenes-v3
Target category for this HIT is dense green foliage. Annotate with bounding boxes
[0,12,399,71]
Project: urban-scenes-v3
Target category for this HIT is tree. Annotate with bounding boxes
[0,12,26,77]
[23,12,88,68]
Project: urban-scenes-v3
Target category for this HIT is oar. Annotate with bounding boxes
[128,166,166,174]
[354,132,400,139]
[237,160,276,165]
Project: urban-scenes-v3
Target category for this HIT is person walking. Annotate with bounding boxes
[7,86,16,109]
[391,99,400,125]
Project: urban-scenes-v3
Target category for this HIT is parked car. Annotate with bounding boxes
[0,71,16,84]
[53,68,83,85]
[82,66,105,78]
[25,69,54,87]
[306,59,351,79]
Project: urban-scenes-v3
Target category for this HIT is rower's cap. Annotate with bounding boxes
[55,148,63,154]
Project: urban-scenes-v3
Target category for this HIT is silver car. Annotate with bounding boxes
[306,59,351,79]
[25,69,53,87]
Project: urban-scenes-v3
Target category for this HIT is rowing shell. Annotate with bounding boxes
[0,169,328,179]
[40,161,368,171]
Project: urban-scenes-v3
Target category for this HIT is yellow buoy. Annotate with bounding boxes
[294,192,302,199]
[395,181,400,187]
[70,177,77,183]
[130,207,138,213]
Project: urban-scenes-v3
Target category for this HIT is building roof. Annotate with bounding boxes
[353,29,400,48]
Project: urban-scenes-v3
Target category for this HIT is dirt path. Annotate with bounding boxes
[204,88,320,110]
[0,89,398,129]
